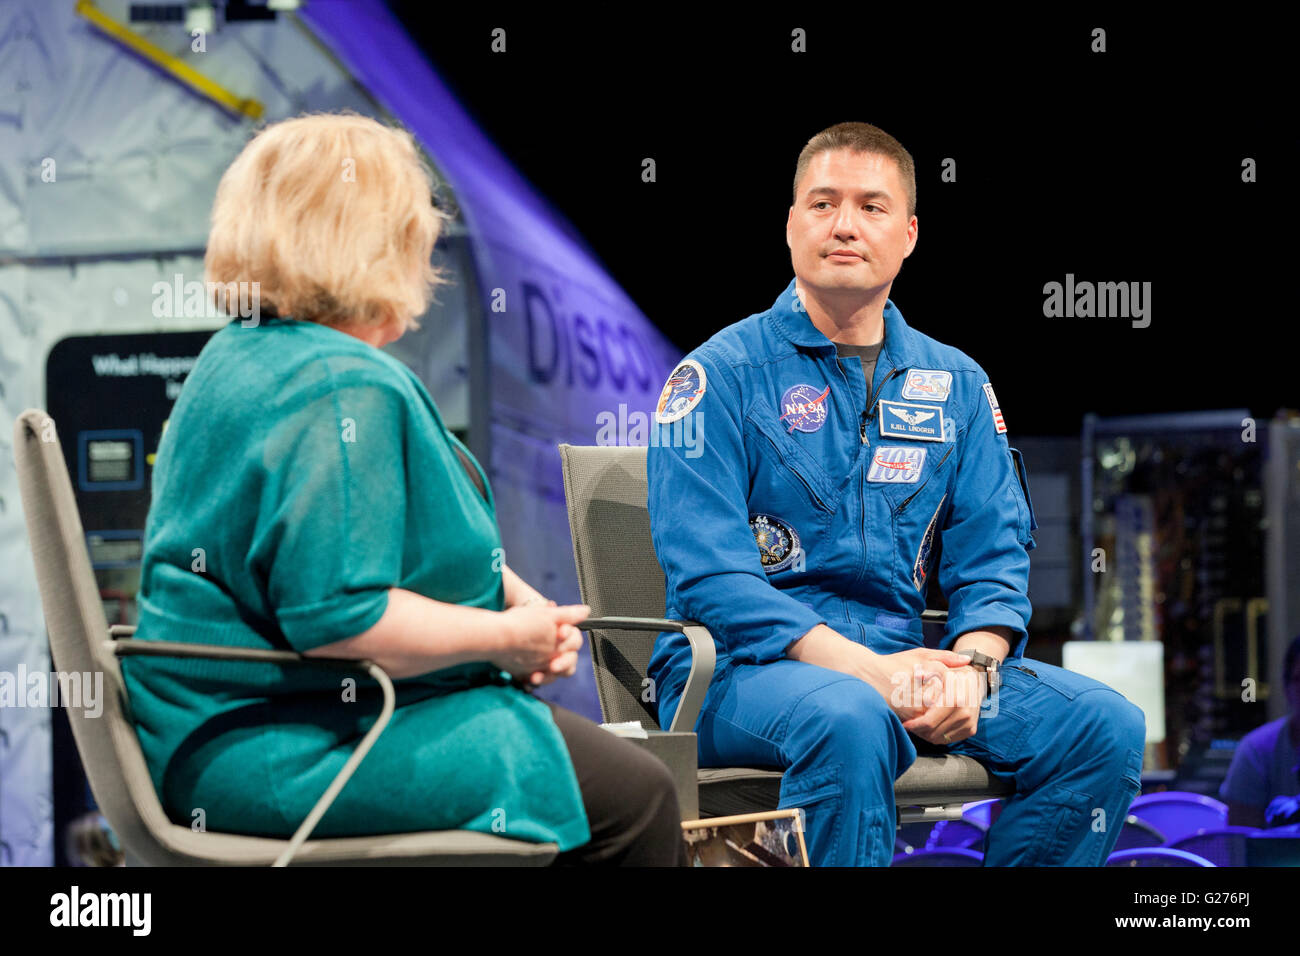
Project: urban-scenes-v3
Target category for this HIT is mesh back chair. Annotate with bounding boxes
[13,409,557,866]
[1128,792,1228,846]
[558,443,1015,824]
[1106,847,1216,867]
[1169,826,1261,867]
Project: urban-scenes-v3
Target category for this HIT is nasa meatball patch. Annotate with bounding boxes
[655,359,707,424]
[778,383,832,433]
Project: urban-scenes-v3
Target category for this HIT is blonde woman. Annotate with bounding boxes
[122,112,685,865]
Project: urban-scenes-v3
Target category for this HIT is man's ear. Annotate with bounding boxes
[786,206,794,249]
[902,215,919,259]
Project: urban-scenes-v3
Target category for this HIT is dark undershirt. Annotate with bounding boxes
[835,339,884,407]
[453,443,488,501]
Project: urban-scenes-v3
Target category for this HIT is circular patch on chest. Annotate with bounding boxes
[778,383,831,433]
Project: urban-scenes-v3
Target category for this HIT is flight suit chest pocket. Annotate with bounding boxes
[745,412,838,515]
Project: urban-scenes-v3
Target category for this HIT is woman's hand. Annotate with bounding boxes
[493,604,589,687]
[534,619,584,687]
[501,562,551,609]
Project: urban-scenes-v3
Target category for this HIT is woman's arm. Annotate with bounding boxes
[303,587,587,683]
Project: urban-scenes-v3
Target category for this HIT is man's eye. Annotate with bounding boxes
[813,201,831,210]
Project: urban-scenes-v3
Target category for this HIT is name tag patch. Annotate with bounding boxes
[878,400,945,442]
[867,446,927,483]
[901,369,953,402]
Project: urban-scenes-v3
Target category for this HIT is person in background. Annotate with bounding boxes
[1221,633,1300,829]
[121,111,686,865]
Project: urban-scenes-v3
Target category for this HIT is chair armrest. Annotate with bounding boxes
[109,638,394,867]
[109,625,136,639]
[577,617,715,734]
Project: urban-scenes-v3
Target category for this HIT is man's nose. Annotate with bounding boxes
[832,207,859,240]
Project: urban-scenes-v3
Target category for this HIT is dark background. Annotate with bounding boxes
[385,8,1289,436]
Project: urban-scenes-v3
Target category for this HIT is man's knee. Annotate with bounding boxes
[1072,690,1147,776]
[787,678,898,760]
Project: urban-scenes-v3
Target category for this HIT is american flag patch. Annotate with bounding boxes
[983,382,1007,434]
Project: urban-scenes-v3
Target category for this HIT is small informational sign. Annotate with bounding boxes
[46,329,216,569]
[681,809,810,867]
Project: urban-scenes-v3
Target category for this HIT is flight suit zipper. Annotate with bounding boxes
[851,362,902,595]
[896,443,955,513]
[861,366,904,444]
[833,355,871,590]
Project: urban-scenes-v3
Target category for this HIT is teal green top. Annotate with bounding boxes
[121,315,590,850]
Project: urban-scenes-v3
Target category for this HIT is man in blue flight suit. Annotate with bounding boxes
[645,122,1147,866]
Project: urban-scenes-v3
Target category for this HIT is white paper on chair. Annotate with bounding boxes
[599,720,649,739]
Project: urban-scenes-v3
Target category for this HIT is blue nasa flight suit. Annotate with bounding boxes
[646,277,1146,866]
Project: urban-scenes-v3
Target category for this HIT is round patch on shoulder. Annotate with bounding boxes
[749,513,801,573]
[655,359,707,424]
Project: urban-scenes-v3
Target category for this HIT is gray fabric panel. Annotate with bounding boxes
[559,444,666,726]
[698,769,783,817]
[697,753,1015,818]
[132,825,557,867]
[894,753,1015,804]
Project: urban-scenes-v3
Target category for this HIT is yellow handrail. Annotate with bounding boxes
[74,0,264,120]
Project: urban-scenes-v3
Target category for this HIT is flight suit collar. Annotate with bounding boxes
[770,276,917,369]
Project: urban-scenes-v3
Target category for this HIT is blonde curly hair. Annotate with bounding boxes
[204,110,448,334]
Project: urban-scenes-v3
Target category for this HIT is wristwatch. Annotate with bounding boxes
[957,648,1000,699]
